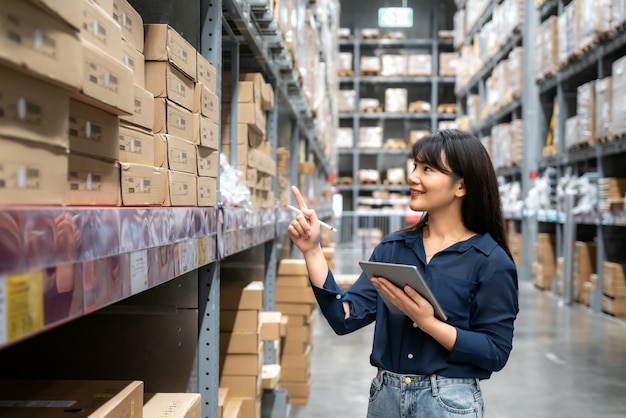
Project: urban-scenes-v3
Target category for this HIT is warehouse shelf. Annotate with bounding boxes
[339,38,436,48]
[340,76,442,84]
[222,0,333,175]
[338,148,411,156]
[538,136,626,168]
[537,0,558,20]
[537,27,626,94]
[524,209,626,228]
[357,197,410,206]
[342,184,408,192]
[469,96,522,134]
[496,165,522,177]
[460,0,502,47]
[339,112,456,120]
[456,31,523,97]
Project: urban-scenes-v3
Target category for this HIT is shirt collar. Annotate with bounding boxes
[404,228,498,256]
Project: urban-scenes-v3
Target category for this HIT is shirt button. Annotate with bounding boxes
[335,294,341,299]
[412,322,418,328]
[408,353,414,359]
[404,377,411,384]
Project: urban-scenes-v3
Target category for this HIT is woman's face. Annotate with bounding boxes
[407,152,464,213]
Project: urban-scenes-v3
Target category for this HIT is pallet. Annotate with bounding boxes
[596,135,614,144]
[337,177,353,185]
[360,106,382,113]
[383,179,406,185]
[360,69,381,76]
[408,100,431,113]
[436,103,457,114]
[338,69,354,77]
[542,144,558,157]
[567,140,594,151]
[359,179,381,185]
[383,139,408,149]
[383,31,406,40]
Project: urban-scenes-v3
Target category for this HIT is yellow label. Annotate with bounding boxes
[130,399,135,416]
[197,237,207,266]
[7,271,44,341]
[156,415,170,418]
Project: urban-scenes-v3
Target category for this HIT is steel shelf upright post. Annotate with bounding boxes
[199,0,222,416]
[520,0,540,283]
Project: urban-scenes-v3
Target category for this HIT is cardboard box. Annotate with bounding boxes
[197,51,217,92]
[275,285,316,305]
[66,154,120,205]
[194,83,220,122]
[220,331,261,355]
[221,280,264,310]
[118,124,154,165]
[144,24,197,80]
[219,375,261,398]
[30,0,83,30]
[218,388,229,418]
[0,138,68,205]
[154,99,195,143]
[259,312,282,340]
[280,367,309,383]
[223,397,243,418]
[0,66,70,149]
[262,364,282,389]
[276,275,310,288]
[92,0,114,15]
[279,345,311,369]
[220,344,264,376]
[112,0,144,53]
[278,379,311,399]
[120,39,145,87]
[275,303,314,316]
[221,123,264,148]
[119,162,166,206]
[164,169,197,206]
[239,397,261,418]
[145,61,195,112]
[120,84,154,130]
[237,102,265,136]
[0,0,82,91]
[143,392,201,418]
[595,76,612,140]
[69,99,120,161]
[0,379,143,418]
[221,309,260,333]
[197,176,217,207]
[261,83,274,111]
[154,134,197,174]
[277,259,308,276]
[197,146,219,177]
[76,38,134,115]
[194,115,219,149]
[79,0,122,58]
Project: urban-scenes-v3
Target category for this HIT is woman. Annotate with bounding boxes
[288,129,519,417]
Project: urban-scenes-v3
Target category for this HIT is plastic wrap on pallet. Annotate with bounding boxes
[407,54,432,77]
[467,95,480,126]
[360,56,381,74]
[336,128,353,148]
[359,98,380,112]
[453,9,465,49]
[612,0,626,30]
[338,90,355,112]
[384,88,408,113]
[338,52,353,73]
[576,80,596,148]
[611,56,626,137]
[508,47,523,98]
[439,52,458,77]
[564,115,579,150]
[558,1,579,65]
[578,0,611,52]
[380,54,407,76]
[358,127,383,148]
[595,76,612,140]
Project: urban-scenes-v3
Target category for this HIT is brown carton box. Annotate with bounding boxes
[197,176,217,207]
[154,134,197,174]
[221,309,259,333]
[277,259,308,276]
[144,24,197,81]
[118,124,154,165]
[164,169,197,206]
[119,162,165,206]
[195,115,219,149]
[197,146,219,177]
[0,0,82,90]
[112,0,144,52]
[79,0,122,58]
[146,61,195,112]
[275,287,316,304]
[219,375,262,398]
[30,0,83,30]
[120,39,145,87]
[223,397,243,418]
[0,379,143,418]
[0,138,67,205]
[220,331,261,355]
[221,279,264,310]
[66,154,120,205]
[220,344,264,376]
[75,38,134,115]
[69,99,120,161]
[262,83,275,110]
[92,0,114,15]
[197,52,217,92]
[259,311,282,340]
[0,66,70,149]
[194,83,220,122]
[120,84,154,130]
[154,99,195,143]
[143,393,200,418]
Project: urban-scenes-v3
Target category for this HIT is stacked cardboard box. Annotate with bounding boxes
[574,241,596,305]
[220,266,266,418]
[507,221,523,267]
[143,392,202,417]
[612,56,626,138]
[533,233,556,290]
[275,259,317,405]
[276,147,291,208]
[221,72,276,208]
[598,177,626,211]
[602,262,626,318]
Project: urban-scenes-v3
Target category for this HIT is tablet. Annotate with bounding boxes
[359,261,447,320]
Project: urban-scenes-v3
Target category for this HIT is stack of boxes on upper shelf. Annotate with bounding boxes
[221,72,276,208]
[0,0,219,207]
[453,0,524,170]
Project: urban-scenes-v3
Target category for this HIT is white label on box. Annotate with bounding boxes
[130,250,149,294]
[0,276,6,345]
[178,240,198,275]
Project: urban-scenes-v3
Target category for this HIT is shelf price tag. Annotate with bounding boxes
[6,271,43,342]
[130,250,149,294]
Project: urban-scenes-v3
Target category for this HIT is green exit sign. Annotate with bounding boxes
[378,7,413,28]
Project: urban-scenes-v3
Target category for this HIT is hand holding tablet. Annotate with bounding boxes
[360,261,448,321]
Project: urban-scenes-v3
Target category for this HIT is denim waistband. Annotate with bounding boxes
[378,368,479,389]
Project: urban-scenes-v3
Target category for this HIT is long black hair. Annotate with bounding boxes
[403,129,513,260]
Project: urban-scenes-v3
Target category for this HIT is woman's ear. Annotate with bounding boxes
[455,178,467,197]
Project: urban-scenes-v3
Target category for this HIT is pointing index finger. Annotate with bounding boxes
[291,186,308,210]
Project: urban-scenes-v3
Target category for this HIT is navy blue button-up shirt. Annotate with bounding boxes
[312,229,519,379]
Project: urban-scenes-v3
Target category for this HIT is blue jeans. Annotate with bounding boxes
[367,369,484,417]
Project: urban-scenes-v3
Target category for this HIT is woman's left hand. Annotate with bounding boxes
[371,276,436,327]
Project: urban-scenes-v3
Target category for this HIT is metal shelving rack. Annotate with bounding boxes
[337,6,456,242]
[0,0,335,416]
